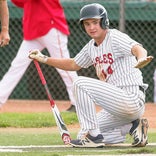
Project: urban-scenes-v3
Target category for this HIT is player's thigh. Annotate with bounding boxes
[12,40,44,64]
[43,28,70,58]
[73,76,143,114]
[74,76,126,101]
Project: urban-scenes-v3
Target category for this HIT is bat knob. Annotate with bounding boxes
[62,133,71,145]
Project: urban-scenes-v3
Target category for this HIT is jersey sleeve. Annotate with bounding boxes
[11,0,26,8]
[112,29,142,56]
[74,44,93,68]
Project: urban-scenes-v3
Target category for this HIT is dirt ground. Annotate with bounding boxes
[0,100,156,129]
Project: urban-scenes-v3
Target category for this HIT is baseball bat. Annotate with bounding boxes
[33,60,71,145]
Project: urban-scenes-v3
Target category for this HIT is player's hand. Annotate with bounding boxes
[29,49,48,63]
[95,63,106,81]
[134,56,154,68]
[0,31,10,47]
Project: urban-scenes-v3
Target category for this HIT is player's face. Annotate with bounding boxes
[83,18,106,42]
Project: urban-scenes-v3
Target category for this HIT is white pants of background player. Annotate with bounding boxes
[74,76,145,144]
[0,28,78,106]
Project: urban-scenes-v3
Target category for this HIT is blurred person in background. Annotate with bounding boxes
[0,0,10,47]
[0,0,78,112]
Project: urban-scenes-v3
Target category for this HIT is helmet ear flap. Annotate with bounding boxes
[100,14,109,29]
[101,18,109,29]
[105,18,109,28]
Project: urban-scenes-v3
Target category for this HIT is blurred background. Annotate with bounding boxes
[0,0,156,102]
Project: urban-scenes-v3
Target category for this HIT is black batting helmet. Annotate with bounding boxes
[79,3,109,31]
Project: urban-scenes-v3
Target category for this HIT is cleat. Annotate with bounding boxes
[69,134,105,148]
[130,118,149,147]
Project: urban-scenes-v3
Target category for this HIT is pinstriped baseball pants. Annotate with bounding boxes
[73,76,145,143]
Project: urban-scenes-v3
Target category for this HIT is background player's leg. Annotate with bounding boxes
[40,28,78,108]
[0,40,44,105]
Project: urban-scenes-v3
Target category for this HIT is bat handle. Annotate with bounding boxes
[33,60,46,85]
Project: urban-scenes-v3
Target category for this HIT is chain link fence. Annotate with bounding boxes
[0,0,155,102]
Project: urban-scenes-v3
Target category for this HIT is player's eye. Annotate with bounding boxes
[84,22,90,27]
[93,20,100,25]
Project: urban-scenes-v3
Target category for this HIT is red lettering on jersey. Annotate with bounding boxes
[107,53,113,64]
[107,65,113,74]
[95,57,100,65]
[94,53,114,78]
[95,53,113,65]
[103,54,108,63]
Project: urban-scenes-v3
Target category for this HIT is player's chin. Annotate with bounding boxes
[89,34,98,40]
[87,31,96,37]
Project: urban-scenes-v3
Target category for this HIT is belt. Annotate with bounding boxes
[139,86,145,93]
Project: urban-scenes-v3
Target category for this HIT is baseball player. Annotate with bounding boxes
[29,3,153,147]
[0,0,78,112]
[0,0,10,47]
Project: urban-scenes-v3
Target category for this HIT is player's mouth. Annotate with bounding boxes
[89,31,97,36]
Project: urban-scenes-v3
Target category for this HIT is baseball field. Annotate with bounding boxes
[0,100,156,155]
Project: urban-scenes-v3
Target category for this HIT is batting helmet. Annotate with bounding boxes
[79,3,109,31]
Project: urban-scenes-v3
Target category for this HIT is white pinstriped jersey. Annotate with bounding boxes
[73,29,147,144]
[74,29,147,88]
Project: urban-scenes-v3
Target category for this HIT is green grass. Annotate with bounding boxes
[0,112,156,155]
[0,131,156,155]
[0,130,156,145]
[0,112,78,127]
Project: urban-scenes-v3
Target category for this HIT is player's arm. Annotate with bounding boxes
[0,0,9,30]
[0,0,10,46]
[132,44,147,60]
[47,57,81,71]
[131,44,153,68]
[29,49,81,71]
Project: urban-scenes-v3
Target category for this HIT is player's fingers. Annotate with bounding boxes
[0,39,9,47]
[143,56,153,65]
[100,74,105,81]
[29,54,36,59]
[146,56,154,61]
[134,55,154,68]
[29,49,40,58]
[135,60,151,68]
[29,49,40,54]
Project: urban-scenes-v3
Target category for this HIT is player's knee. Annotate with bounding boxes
[73,76,85,86]
[124,109,139,119]
[73,76,86,92]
